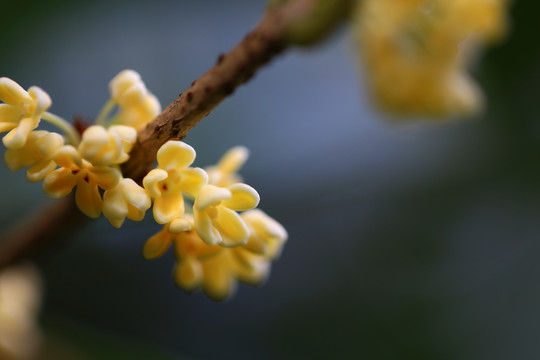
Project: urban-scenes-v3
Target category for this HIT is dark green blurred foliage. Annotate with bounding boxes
[2,0,540,359]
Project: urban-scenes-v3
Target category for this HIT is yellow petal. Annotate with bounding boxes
[153,191,184,224]
[202,254,236,301]
[109,70,142,102]
[126,203,146,222]
[27,86,51,115]
[194,185,231,212]
[26,160,57,182]
[35,132,64,159]
[118,83,147,107]
[75,180,102,218]
[143,168,168,198]
[91,166,121,190]
[115,93,161,130]
[222,183,260,211]
[242,209,288,242]
[3,134,41,171]
[215,207,248,248]
[2,117,38,149]
[217,146,249,174]
[0,104,22,127]
[121,178,151,211]
[169,218,193,234]
[0,78,32,106]
[173,257,203,292]
[233,248,270,286]
[102,186,128,228]
[42,168,80,198]
[157,141,196,171]
[143,228,173,260]
[193,208,222,245]
[54,145,82,169]
[179,167,208,197]
[109,125,137,156]
[78,125,118,166]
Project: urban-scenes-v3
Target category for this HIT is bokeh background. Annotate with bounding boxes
[2,0,540,359]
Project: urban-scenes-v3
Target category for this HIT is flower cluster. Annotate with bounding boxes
[354,0,509,117]
[0,71,286,301]
[142,147,287,301]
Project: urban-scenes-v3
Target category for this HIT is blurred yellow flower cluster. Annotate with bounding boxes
[0,72,287,300]
[0,264,42,360]
[355,0,509,117]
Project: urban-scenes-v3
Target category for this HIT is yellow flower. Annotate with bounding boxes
[144,212,286,301]
[193,183,259,247]
[116,93,161,130]
[77,125,136,166]
[143,141,207,224]
[146,219,237,301]
[109,70,161,130]
[0,77,51,149]
[102,178,152,228]
[41,125,133,218]
[4,130,64,182]
[109,69,148,107]
[240,209,288,260]
[354,0,508,116]
[0,263,42,360]
[231,210,287,286]
[206,146,249,187]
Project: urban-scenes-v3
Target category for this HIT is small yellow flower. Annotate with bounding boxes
[0,77,51,149]
[41,125,133,218]
[143,141,207,224]
[109,70,148,107]
[116,93,161,130]
[108,70,161,130]
[240,209,288,259]
[4,130,64,182]
[206,146,249,187]
[102,178,152,228]
[193,183,259,247]
[77,125,136,166]
[232,210,288,286]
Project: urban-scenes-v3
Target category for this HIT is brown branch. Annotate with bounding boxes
[122,0,316,181]
[0,0,350,269]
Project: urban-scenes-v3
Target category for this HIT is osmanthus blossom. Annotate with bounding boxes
[193,183,260,247]
[102,178,151,228]
[109,69,149,108]
[143,141,207,224]
[108,69,161,130]
[354,0,509,116]
[115,93,161,130]
[42,125,137,218]
[144,214,284,301]
[0,78,51,149]
[206,145,249,187]
[4,130,64,182]
[240,209,288,260]
[232,210,288,286]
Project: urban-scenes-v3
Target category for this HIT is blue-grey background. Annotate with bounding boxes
[2,0,540,359]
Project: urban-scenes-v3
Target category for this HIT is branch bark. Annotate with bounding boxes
[0,0,350,269]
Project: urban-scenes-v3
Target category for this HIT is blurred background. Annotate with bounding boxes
[1,0,540,359]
